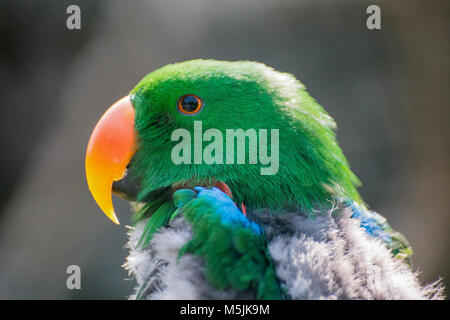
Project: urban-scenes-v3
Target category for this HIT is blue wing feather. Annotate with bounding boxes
[344,200,413,265]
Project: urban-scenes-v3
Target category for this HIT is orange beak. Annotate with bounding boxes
[85,96,137,225]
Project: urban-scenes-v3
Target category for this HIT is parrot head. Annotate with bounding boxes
[86,59,360,224]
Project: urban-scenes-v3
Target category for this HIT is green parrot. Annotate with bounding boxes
[85,60,443,300]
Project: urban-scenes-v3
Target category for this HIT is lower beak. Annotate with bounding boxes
[85,96,137,225]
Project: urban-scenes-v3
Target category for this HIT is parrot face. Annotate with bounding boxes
[86,59,361,224]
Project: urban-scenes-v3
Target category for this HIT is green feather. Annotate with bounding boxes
[135,200,175,248]
[177,189,285,299]
[128,59,361,224]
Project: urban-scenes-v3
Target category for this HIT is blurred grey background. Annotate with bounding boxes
[0,0,448,299]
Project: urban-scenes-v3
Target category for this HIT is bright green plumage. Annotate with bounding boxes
[129,60,361,220]
[122,60,416,299]
[175,187,284,299]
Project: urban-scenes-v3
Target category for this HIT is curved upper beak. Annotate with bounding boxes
[85,96,137,225]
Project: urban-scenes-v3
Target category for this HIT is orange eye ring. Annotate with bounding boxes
[177,94,203,115]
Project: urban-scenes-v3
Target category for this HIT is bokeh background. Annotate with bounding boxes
[0,0,448,299]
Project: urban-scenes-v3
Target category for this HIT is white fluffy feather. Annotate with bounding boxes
[123,207,444,300]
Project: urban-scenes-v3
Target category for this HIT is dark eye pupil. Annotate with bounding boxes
[181,95,199,112]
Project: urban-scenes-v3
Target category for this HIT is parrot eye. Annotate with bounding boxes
[177,94,203,115]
